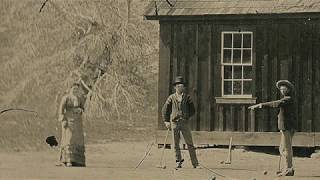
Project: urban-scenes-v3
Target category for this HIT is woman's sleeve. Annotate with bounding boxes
[58,96,67,121]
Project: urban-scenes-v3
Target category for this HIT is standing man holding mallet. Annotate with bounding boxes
[162,76,201,169]
[249,80,296,176]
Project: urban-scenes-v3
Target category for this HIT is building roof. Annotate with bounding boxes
[144,0,320,19]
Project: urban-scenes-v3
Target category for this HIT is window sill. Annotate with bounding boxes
[215,97,257,104]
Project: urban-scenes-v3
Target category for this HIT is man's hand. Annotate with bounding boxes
[164,122,171,129]
[248,103,262,110]
[58,115,64,122]
[75,108,83,114]
[62,121,68,128]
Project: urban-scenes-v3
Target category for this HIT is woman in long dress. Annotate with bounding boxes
[57,82,86,167]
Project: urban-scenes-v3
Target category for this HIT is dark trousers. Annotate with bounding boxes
[171,120,199,166]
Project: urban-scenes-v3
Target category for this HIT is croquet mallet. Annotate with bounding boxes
[156,128,170,169]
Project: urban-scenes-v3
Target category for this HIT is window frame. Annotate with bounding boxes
[221,31,253,98]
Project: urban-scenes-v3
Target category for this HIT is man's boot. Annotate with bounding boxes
[277,168,294,176]
[176,159,184,168]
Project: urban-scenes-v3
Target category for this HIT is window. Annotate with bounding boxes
[221,32,253,97]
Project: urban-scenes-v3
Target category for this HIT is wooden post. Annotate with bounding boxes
[250,109,255,132]
[241,106,246,131]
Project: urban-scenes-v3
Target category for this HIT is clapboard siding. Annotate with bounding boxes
[158,19,320,133]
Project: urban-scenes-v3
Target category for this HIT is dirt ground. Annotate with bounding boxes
[0,141,319,180]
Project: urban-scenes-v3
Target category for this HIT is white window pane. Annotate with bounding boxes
[224,66,232,79]
[233,81,242,95]
[224,34,232,48]
[223,49,232,63]
[243,81,252,95]
[243,50,251,64]
[233,50,241,63]
[224,81,232,95]
[234,66,242,79]
[243,66,252,79]
[233,34,242,48]
[243,34,252,48]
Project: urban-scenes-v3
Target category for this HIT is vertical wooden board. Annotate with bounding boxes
[158,23,172,130]
[234,105,241,131]
[218,105,224,131]
[210,24,217,131]
[254,24,263,132]
[278,24,290,80]
[288,23,300,131]
[185,24,197,130]
[257,23,270,132]
[224,105,232,131]
[176,24,183,76]
[269,22,279,132]
[292,23,302,131]
[194,24,200,130]
[240,106,247,131]
[180,24,187,81]
[172,24,178,80]
[214,26,222,131]
[313,22,320,132]
[300,22,313,132]
[207,24,213,131]
[198,24,211,131]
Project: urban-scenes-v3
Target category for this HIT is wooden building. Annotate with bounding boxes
[144,0,320,147]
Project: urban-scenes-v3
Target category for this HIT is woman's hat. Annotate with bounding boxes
[276,80,295,91]
[173,76,184,85]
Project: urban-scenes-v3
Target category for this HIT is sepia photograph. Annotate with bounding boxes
[1,0,320,179]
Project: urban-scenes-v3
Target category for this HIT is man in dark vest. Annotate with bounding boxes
[162,76,201,169]
[249,80,295,176]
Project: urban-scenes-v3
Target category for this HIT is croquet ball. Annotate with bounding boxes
[263,170,268,175]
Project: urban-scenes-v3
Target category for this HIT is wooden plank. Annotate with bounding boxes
[225,105,232,131]
[172,24,178,79]
[215,97,256,104]
[278,24,290,80]
[269,22,279,132]
[315,133,320,146]
[213,25,222,131]
[233,105,241,131]
[198,24,211,131]
[208,24,214,131]
[156,130,317,147]
[211,25,218,131]
[313,22,320,132]
[158,23,172,130]
[218,105,224,131]
[288,23,299,131]
[240,106,246,131]
[185,24,197,130]
[249,109,255,132]
[300,22,313,132]
[259,23,270,132]
[194,24,200,130]
[292,23,302,132]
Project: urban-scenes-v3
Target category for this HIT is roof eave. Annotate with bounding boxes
[144,12,320,21]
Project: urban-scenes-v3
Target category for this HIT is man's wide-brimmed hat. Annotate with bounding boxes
[276,80,295,91]
[173,76,185,85]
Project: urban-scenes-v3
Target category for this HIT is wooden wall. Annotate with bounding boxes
[158,18,320,133]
